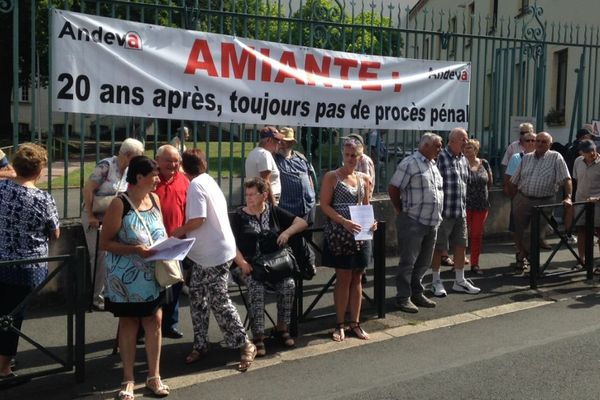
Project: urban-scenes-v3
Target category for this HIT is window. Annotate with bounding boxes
[466,2,475,47]
[19,87,29,102]
[448,16,457,56]
[555,49,568,115]
[518,0,530,16]
[488,0,498,33]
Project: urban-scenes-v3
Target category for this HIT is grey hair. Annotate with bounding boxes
[449,127,468,141]
[519,122,534,133]
[119,138,145,156]
[156,144,180,159]
[419,132,442,148]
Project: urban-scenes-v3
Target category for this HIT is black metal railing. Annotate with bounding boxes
[530,201,594,289]
[290,221,387,336]
[0,246,87,386]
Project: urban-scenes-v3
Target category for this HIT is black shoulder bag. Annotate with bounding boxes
[251,206,298,284]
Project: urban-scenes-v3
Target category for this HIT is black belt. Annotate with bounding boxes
[518,191,553,200]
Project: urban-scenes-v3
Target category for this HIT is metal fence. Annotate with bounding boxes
[5,1,600,217]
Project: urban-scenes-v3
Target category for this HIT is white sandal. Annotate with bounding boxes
[118,381,135,400]
[146,376,169,397]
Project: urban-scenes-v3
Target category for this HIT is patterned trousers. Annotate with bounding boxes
[247,276,295,337]
[189,261,248,351]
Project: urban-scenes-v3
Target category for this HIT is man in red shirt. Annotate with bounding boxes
[155,144,190,339]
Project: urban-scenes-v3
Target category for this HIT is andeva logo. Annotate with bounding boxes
[58,21,142,51]
[427,67,469,82]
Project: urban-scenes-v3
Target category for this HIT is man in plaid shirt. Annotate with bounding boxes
[431,128,481,296]
[388,133,444,313]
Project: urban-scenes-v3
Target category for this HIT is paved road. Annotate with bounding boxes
[164,295,600,400]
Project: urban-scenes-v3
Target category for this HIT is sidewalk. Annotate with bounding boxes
[3,235,599,399]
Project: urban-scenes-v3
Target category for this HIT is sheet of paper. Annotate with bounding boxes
[349,205,375,241]
[145,237,196,261]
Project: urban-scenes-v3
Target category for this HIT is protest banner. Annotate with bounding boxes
[51,9,470,130]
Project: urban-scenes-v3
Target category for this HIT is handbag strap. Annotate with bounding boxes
[121,192,154,245]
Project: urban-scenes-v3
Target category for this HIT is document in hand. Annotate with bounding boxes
[348,205,375,241]
[145,237,196,261]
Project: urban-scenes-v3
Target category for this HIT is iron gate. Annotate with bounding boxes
[3,1,600,216]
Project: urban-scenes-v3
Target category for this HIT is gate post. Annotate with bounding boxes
[530,207,540,289]
[373,221,386,318]
[75,246,87,382]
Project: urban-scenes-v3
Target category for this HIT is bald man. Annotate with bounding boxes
[509,132,572,269]
[431,128,481,297]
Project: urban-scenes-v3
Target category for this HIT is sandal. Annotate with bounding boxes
[185,346,208,365]
[146,376,169,397]
[348,322,370,340]
[271,330,295,347]
[117,381,135,400]
[238,342,257,372]
[332,322,345,342]
[253,339,267,357]
[441,256,455,267]
[470,265,483,275]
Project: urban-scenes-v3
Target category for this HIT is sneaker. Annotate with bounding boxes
[411,293,436,308]
[431,280,447,297]
[395,298,419,313]
[452,279,481,294]
[567,234,577,245]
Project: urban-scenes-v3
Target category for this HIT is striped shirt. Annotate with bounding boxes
[437,147,469,219]
[275,152,316,218]
[510,150,570,198]
[389,151,444,226]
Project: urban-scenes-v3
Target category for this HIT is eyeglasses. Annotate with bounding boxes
[535,140,549,143]
[520,131,530,134]
[524,139,536,143]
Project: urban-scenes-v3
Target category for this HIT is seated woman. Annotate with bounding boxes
[231,177,308,357]
[99,156,169,399]
[0,143,60,378]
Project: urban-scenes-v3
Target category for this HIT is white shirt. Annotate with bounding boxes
[185,173,236,267]
[245,146,281,196]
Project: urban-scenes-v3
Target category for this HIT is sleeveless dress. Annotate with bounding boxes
[322,171,370,270]
[104,193,167,317]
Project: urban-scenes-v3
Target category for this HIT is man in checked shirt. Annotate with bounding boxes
[388,133,444,313]
[431,128,481,297]
[509,131,572,267]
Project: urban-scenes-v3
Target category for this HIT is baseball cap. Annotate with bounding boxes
[579,139,596,153]
[0,149,7,168]
[260,126,284,141]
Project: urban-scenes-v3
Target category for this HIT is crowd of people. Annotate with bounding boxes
[2,122,597,397]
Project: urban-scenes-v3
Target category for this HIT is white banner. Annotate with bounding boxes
[51,9,470,130]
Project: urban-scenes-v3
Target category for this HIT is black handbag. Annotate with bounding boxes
[250,206,298,284]
[251,246,297,284]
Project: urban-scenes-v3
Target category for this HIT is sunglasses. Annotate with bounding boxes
[536,140,549,143]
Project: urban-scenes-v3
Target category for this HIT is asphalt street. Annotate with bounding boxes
[3,233,600,399]
[166,295,600,400]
